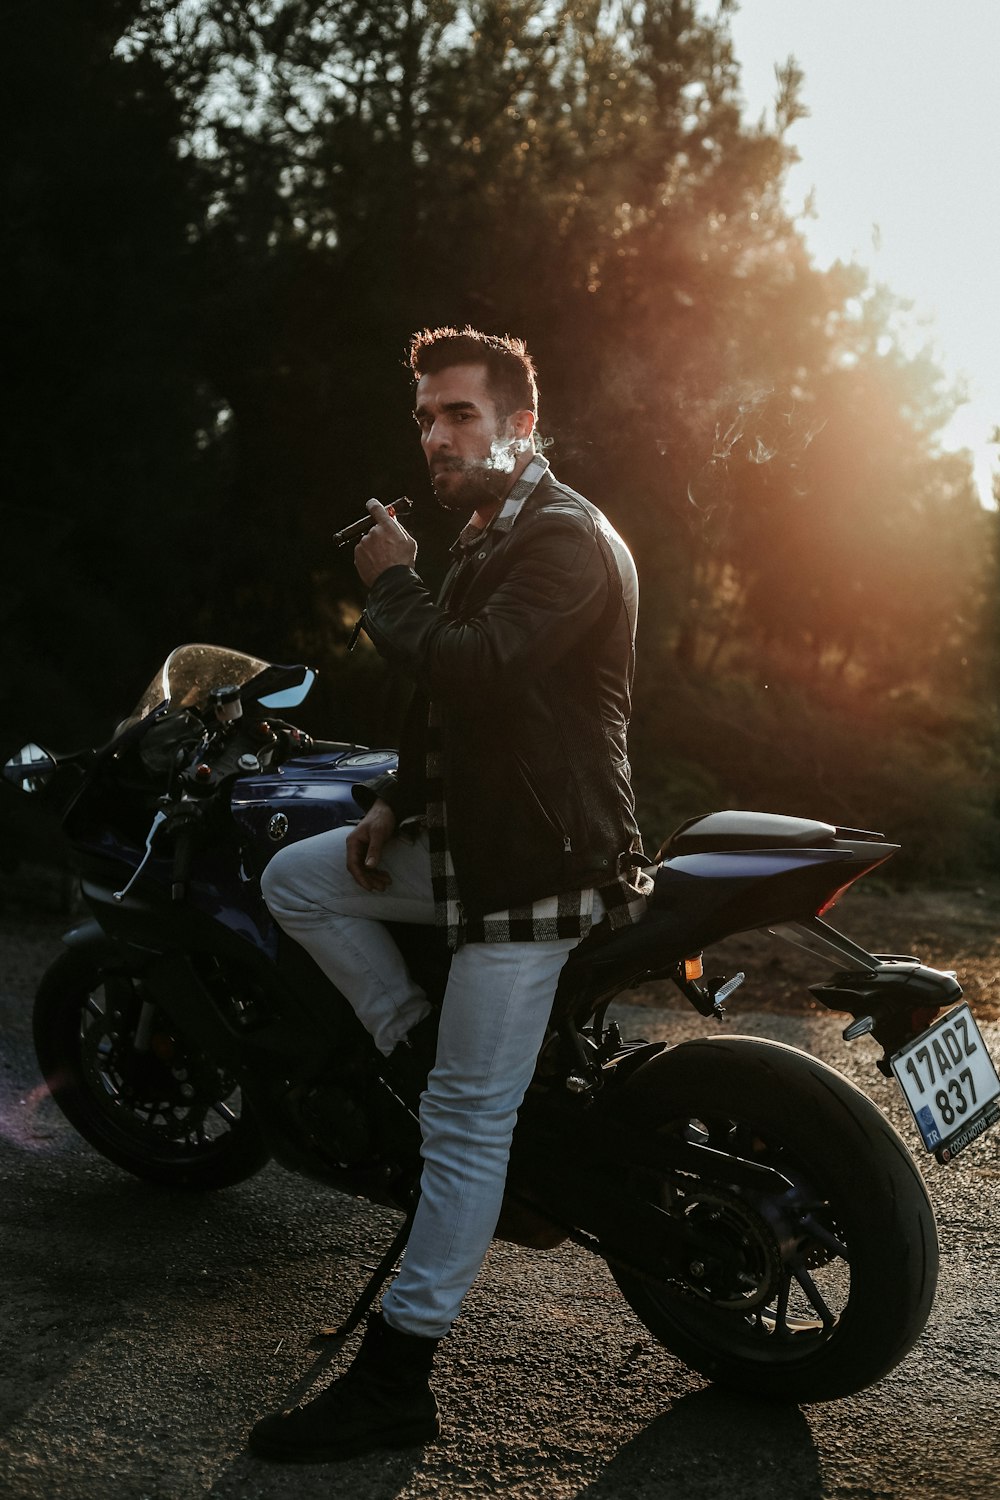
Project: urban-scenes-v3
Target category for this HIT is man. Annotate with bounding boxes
[251,326,648,1462]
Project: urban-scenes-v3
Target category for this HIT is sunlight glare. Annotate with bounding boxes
[730,0,1000,504]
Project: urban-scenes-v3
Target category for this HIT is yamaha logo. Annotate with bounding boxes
[267,813,289,842]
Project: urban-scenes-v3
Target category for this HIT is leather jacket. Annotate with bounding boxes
[355,466,643,918]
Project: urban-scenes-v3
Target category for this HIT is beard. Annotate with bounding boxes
[430,458,508,517]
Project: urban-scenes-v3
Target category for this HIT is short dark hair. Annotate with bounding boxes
[408,325,538,421]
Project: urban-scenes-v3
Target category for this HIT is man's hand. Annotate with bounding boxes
[345,798,398,891]
[354,499,418,587]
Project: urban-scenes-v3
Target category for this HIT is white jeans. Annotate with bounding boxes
[261,826,583,1337]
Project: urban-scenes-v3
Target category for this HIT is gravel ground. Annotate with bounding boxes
[1,903,999,1500]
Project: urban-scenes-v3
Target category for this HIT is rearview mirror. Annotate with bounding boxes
[257,669,316,711]
[3,743,57,794]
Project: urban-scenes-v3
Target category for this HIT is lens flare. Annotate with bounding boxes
[0,1076,66,1153]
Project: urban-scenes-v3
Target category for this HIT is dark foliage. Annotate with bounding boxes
[2,1,996,877]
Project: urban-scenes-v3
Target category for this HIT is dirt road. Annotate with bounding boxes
[2,909,998,1500]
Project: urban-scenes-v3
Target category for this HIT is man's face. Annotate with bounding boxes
[413,363,527,516]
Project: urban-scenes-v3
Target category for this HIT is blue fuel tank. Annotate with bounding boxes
[229,746,399,872]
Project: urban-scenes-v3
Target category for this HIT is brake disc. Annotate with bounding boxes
[84,1003,233,1142]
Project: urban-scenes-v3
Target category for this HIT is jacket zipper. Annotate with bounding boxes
[515,757,573,854]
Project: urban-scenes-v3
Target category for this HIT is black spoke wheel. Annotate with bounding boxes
[606,1035,938,1401]
[34,942,270,1189]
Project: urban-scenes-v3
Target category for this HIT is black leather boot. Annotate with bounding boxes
[248,1312,440,1463]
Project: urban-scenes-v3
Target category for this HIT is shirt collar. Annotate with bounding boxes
[452,454,550,553]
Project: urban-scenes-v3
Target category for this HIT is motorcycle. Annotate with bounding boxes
[6,642,999,1404]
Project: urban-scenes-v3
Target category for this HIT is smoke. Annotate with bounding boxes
[479,436,532,474]
[680,385,828,527]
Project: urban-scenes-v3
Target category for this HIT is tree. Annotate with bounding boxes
[5,0,994,873]
[1,0,227,748]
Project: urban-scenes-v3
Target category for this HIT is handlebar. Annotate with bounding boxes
[112,711,313,904]
[174,714,308,791]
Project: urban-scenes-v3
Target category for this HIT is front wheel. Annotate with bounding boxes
[34,941,270,1189]
[606,1035,938,1401]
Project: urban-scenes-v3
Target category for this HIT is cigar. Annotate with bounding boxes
[333,496,413,548]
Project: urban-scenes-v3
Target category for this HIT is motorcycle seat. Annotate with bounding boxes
[657,810,862,860]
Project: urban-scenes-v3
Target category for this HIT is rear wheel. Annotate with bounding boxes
[606,1035,937,1401]
[34,943,270,1189]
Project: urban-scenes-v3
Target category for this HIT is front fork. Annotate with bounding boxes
[132,997,157,1053]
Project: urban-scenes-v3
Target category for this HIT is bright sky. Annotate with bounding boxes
[728,0,1000,505]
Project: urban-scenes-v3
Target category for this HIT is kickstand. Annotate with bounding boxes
[276,1203,417,1413]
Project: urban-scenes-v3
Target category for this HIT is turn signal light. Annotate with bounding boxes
[684,955,704,981]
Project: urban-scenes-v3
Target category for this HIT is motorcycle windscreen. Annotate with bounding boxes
[115,644,271,735]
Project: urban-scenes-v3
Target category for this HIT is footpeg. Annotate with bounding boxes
[674,970,745,1019]
[710,972,746,1007]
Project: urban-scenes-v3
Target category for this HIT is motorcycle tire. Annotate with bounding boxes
[34,942,271,1190]
[606,1034,938,1402]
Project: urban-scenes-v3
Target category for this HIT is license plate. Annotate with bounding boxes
[891,1002,1000,1163]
